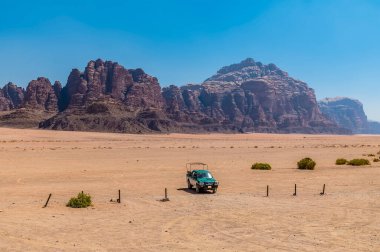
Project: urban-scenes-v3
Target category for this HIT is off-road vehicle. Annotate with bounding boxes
[186,162,219,193]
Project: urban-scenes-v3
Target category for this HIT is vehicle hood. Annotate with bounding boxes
[197,177,217,183]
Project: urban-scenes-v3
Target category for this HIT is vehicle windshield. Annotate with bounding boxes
[198,172,213,179]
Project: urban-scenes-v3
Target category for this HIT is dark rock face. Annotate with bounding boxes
[3,83,25,109]
[0,89,11,111]
[319,97,380,134]
[24,77,59,112]
[0,83,25,111]
[0,58,349,134]
[42,59,168,132]
[59,60,164,112]
[162,58,345,133]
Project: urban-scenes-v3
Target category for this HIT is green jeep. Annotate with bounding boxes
[186,162,219,193]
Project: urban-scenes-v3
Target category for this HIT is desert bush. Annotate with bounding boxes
[335,158,348,165]
[347,159,370,166]
[373,158,379,162]
[251,163,272,170]
[368,154,375,157]
[67,192,92,208]
[297,157,316,170]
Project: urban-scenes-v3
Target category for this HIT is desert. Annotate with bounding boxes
[0,127,379,251]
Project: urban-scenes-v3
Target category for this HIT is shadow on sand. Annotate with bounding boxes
[177,188,213,194]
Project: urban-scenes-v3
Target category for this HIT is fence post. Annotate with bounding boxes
[266,185,269,197]
[117,189,121,203]
[161,188,169,202]
[320,184,325,195]
[293,184,297,196]
[43,193,52,208]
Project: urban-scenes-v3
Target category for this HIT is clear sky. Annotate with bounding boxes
[1,0,379,120]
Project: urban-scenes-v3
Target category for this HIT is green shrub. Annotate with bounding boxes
[251,163,272,170]
[297,157,316,170]
[373,158,379,163]
[67,192,92,208]
[347,159,370,166]
[335,158,348,165]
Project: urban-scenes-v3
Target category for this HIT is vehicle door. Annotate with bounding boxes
[190,171,197,186]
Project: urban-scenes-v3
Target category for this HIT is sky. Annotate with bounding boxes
[0,0,379,120]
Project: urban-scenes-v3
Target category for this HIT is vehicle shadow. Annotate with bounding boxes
[177,188,213,194]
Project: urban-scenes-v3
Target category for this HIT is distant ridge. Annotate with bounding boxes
[0,58,349,134]
[319,97,380,134]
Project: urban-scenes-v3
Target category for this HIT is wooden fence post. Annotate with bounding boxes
[117,190,121,203]
[43,193,52,208]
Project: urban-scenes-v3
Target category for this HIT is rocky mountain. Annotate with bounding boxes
[319,97,380,134]
[162,58,345,133]
[0,58,349,134]
[0,82,24,111]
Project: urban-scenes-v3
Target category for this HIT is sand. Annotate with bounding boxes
[0,128,379,251]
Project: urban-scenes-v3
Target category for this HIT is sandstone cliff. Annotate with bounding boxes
[0,58,350,134]
[163,58,345,133]
[319,97,380,134]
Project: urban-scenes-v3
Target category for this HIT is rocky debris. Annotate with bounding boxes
[319,97,380,134]
[24,77,59,112]
[0,109,55,128]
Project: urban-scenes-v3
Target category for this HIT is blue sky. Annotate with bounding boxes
[1,0,379,120]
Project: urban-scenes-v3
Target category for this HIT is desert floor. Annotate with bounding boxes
[0,128,379,251]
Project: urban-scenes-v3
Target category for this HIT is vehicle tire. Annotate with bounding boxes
[195,185,200,193]
[187,180,193,189]
[212,188,217,194]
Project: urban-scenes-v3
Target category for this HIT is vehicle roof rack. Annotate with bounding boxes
[186,162,208,171]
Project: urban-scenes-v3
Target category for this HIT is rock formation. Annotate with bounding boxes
[24,77,59,112]
[319,97,380,134]
[162,58,345,133]
[40,59,170,132]
[0,58,351,134]
[57,60,164,112]
[0,82,25,111]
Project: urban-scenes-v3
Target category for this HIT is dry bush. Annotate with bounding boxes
[67,192,92,208]
[336,158,347,165]
[297,158,316,170]
[347,159,370,166]
[251,163,272,170]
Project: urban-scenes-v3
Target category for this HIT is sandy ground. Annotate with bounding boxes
[0,128,379,251]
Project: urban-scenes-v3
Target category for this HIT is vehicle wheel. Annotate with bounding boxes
[212,188,217,194]
[195,185,200,193]
[187,180,193,189]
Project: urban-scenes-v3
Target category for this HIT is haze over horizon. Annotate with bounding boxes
[1,0,379,120]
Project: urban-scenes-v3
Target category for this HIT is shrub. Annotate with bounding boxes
[373,158,379,162]
[251,163,272,170]
[347,159,370,166]
[335,158,348,165]
[67,192,92,208]
[368,154,375,157]
[297,157,316,170]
